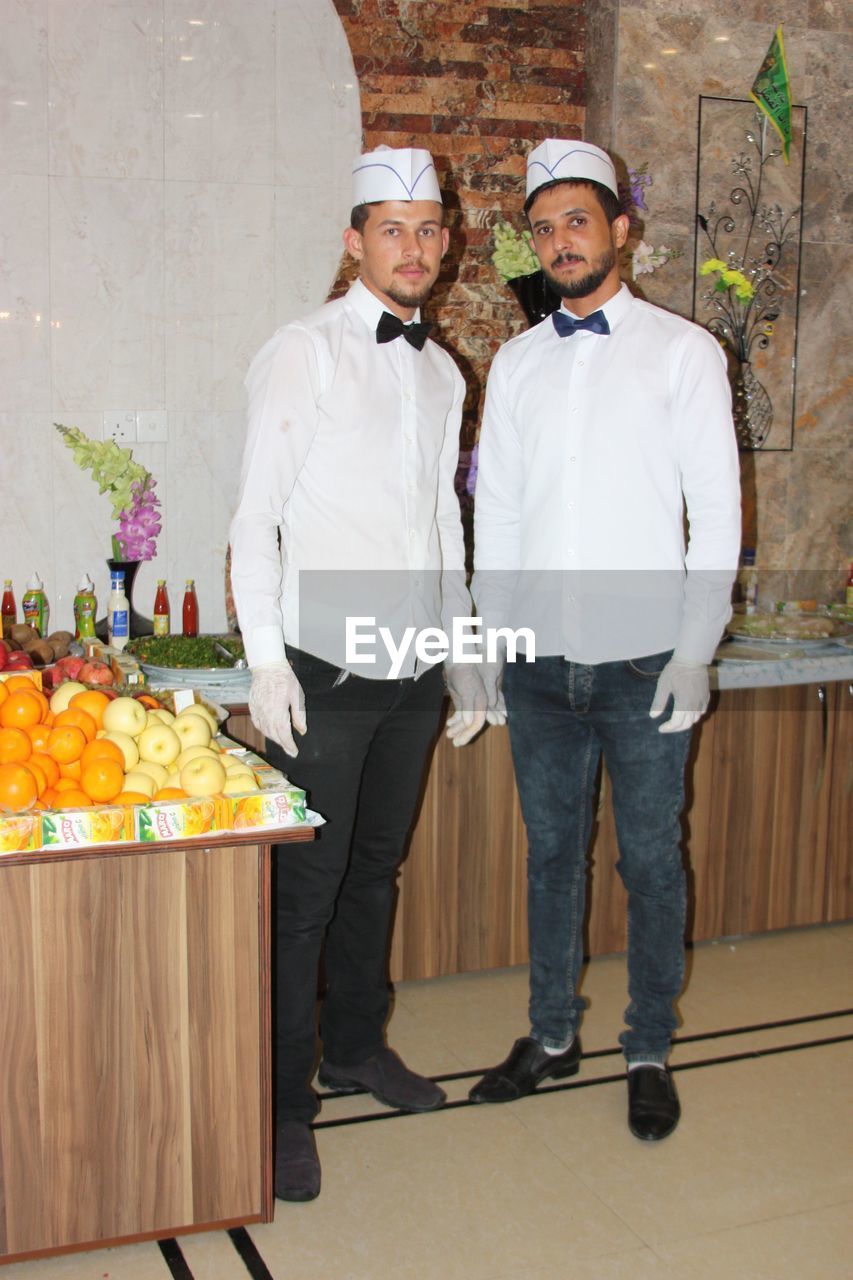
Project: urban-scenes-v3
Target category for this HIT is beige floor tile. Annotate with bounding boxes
[495,1249,682,1280]
[654,1200,853,1280]
[514,1042,853,1246]
[249,1105,641,1280]
[0,1242,168,1279]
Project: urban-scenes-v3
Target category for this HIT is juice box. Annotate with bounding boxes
[0,812,41,854]
[223,787,308,832]
[40,806,131,849]
[135,796,221,842]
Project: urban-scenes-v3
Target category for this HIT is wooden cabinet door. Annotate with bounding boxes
[824,680,853,922]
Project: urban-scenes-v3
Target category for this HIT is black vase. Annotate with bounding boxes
[507,270,562,326]
[95,558,153,641]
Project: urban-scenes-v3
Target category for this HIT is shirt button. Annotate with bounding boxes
[569,455,576,463]
[577,360,584,367]
[571,406,579,414]
[567,501,574,510]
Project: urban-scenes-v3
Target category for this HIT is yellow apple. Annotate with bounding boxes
[172,713,212,750]
[132,759,169,789]
[224,759,255,778]
[102,696,148,738]
[49,681,88,714]
[122,769,157,798]
[137,723,182,766]
[102,729,140,771]
[176,744,220,770]
[176,703,218,734]
[222,773,260,794]
[151,707,175,724]
[180,755,226,797]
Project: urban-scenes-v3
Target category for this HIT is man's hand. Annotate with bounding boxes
[444,663,487,747]
[649,658,710,734]
[249,661,307,757]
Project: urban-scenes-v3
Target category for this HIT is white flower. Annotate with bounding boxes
[631,240,657,278]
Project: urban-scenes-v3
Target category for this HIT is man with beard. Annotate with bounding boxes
[469,140,740,1139]
[230,146,485,1202]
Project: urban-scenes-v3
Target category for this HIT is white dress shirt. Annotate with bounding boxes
[473,283,741,665]
[230,278,469,676]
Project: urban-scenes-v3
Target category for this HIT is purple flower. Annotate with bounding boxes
[116,476,161,561]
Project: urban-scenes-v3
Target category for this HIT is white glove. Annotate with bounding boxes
[481,658,507,726]
[249,661,307,757]
[649,658,710,734]
[444,663,487,747]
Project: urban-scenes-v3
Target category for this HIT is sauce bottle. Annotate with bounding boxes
[153,580,170,636]
[182,579,198,638]
[21,573,49,637]
[1,580,16,639]
[73,574,97,641]
[107,570,130,651]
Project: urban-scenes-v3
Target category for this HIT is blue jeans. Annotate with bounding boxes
[504,651,691,1064]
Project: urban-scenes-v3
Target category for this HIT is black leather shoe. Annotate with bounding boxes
[275,1121,321,1201]
[627,1066,681,1141]
[468,1035,582,1103]
[318,1047,446,1112]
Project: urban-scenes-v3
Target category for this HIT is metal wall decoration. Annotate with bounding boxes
[692,96,807,451]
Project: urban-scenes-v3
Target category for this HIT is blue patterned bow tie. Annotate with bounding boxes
[552,308,610,338]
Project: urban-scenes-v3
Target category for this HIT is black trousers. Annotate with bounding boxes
[264,649,445,1123]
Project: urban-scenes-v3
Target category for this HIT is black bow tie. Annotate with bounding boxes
[552,308,610,338]
[376,310,432,351]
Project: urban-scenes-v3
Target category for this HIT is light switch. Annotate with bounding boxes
[136,410,168,442]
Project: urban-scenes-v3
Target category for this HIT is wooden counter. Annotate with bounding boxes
[0,825,312,1265]
[227,678,852,982]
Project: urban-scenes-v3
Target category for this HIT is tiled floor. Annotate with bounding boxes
[7,923,853,1279]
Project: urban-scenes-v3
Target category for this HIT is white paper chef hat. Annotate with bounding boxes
[352,146,443,205]
[525,139,618,204]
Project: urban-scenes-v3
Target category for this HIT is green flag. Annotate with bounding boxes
[750,25,793,161]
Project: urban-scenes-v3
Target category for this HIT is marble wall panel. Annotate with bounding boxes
[794,242,851,452]
[49,176,165,412]
[165,181,275,411]
[0,175,51,412]
[164,0,276,184]
[164,411,246,633]
[800,27,853,245]
[0,413,57,620]
[0,0,48,177]
[48,0,164,179]
[274,185,348,328]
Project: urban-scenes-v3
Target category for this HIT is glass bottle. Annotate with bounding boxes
[153,580,170,636]
[182,579,198,638]
[1,580,16,639]
[107,570,130,651]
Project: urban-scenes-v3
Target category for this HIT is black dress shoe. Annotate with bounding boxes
[627,1065,681,1141]
[275,1121,321,1201]
[318,1047,447,1112]
[468,1035,582,1103]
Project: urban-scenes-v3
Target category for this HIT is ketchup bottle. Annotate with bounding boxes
[153,579,170,636]
[182,579,198,637]
[1,580,16,639]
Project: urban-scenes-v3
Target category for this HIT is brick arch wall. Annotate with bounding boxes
[329,0,586,452]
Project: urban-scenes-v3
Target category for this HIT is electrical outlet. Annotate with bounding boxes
[136,410,168,442]
[103,410,137,443]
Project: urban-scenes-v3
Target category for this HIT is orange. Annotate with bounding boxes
[25,758,47,796]
[80,738,125,771]
[69,689,110,728]
[53,707,97,743]
[59,758,81,780]
[0,681,8,705]
[42,710,55,727]
[46,724,86,764]
[0,762,39,812]
[153,786,187,800]
[29,751,59,788]
[80,757,124,804]
[0,726,32,764]
[115,790,151,805]
[0,690,44,730]
[25,722,52,752]
[53,787,92,809]
[3,675,38,693]
[54,777,81,793]
[41,786,59,808]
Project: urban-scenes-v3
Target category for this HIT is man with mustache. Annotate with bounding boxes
[230,146,484,1202]
[470,140,741,1139]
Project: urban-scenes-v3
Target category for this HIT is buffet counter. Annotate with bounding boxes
[227,650,852,983]
[0,824,312,1264]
